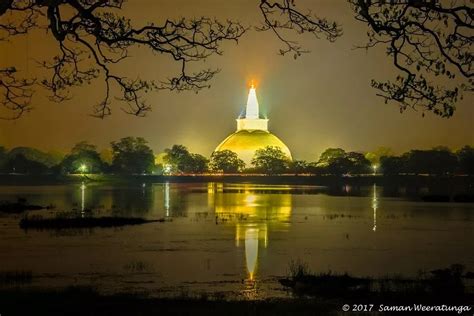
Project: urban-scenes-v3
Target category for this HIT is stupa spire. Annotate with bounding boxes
[245,82,259,119]
[236,81,268,131]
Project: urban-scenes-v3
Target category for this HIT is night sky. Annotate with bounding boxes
[1,0,472,160]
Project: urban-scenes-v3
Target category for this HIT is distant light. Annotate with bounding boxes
[164,164,172,174]
[79,164,87,173]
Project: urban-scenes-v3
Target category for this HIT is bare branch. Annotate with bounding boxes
[0,0,246,118]
[0,67,35,119]
[350,0,473,117]
[257,0,342,58]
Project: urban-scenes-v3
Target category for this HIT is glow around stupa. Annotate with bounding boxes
[214,83,292,165]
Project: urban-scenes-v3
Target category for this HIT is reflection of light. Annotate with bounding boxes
[80,182,86,215]
[213,188,292,222]
[245,228,259,280]
[343,185,351,194]
[208,183,215,194]
[164,182,170,217]
[244,194,257,205]
[209,184,292,285]
[372,183,378,232]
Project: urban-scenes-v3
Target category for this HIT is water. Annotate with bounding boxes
[0,183,473,299]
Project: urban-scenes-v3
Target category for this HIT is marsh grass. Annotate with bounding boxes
[19,215,161,230]
[0,270,33,285]
[0,199,45,214]
[280,261,473,303]
[0,286,338,316]
[123,261,154,273]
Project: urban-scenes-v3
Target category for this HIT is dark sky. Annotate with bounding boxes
[0,0,472,160]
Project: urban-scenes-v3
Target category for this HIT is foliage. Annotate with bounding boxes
[346,151,371,174]
[365,147,393,166]
[251,146,290,175]
[316,148,346,167]
[288,160,309,175]
[0,146,7,171]
[0,142,471,176]
[209,150,245,173]
[403,148,458,175]
[380,156,405,176]
[61,141,104,174]
[164,145,191,174]
[457,146,474,175]
[164,145,208,174]
[8,147,59,167]
[111,137,154,174]
[5,153,49,174]
[99,149,114,165]
[315,148,370,175]
[187,154,209,174]
[380,147,465,176]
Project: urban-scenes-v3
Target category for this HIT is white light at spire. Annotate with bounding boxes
[245,85,260,119]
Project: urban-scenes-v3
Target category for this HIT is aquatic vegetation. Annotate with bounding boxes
[280,262,473,302]
[19,215,162,230]
[0,286,339,316]
[0,198,46,214]
[123,261,154,273]
[0,270,33,285]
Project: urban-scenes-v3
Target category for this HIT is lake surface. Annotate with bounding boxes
[0,182,473,299]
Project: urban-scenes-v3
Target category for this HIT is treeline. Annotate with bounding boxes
[303,146,474,176]
[0,138,156,175]
[0,140,473,176]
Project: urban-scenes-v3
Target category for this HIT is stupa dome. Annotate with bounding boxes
[214,84,292,165]
[215,130,292,165]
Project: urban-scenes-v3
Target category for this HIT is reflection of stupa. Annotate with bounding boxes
[214,83,292,165]
[208,183,292,284]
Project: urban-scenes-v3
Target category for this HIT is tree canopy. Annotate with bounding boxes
[164,144,209,174]
[251,146,290,175]
[209,150,245,173]
[0,140,472,175]
[60,141,104,173]
[111,137,154,174]
[315,148,371,175]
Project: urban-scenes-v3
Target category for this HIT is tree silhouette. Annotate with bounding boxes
[257,0,342,57]
[1,1,471,119]
[61,141,104,173]
[209,150,245,173]
[252,146,290,175]
[0,0,246,119]
[111,137,154,174]
[350,0,472,117]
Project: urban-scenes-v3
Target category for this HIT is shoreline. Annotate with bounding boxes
[0,173,472,185]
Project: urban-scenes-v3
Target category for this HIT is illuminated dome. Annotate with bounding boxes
[216,130,292,164]
[214,84,292,165]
